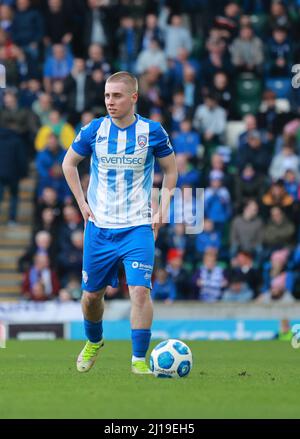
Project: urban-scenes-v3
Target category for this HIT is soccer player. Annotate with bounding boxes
[62,71,177,374]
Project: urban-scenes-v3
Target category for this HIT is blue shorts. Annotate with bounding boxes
[81,221,155,292]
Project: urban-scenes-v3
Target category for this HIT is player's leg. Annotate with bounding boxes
[77,288,106,373]
[121,225,155,374]
[128,285,153,374]
[77,222,119,372]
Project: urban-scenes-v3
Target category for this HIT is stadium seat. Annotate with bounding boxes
[235,98,261,117]
[250,14,268,36]
[265,78,291,99]
[225,121,246,149]
[237,76,262,100]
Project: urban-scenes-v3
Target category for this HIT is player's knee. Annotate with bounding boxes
[130,286,151,307]
[82,290,105,307]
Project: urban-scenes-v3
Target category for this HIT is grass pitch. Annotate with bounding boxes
[0,340,299,419]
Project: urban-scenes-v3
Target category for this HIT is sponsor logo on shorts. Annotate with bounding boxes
[82,270,88,284]
[131,262,153,271]
[144,272,152,280]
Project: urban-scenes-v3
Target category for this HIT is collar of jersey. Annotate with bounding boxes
[108,113,139,131]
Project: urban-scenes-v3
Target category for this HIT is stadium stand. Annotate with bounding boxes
[1,0,300,303]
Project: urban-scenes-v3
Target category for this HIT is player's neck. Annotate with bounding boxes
[111,113,136,129]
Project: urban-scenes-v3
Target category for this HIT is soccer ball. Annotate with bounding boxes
[150,339,193,378]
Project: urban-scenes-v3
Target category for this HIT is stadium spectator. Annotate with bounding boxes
[172,119,201,158]
[11,0,44,60]
[43,0,73,47]
[234,163,267,211]
[57,229,83,285]
[266,26,292,78]
[261,248,293,294]
[34,186,63,225]
[86,43,111,77]
[283,169,299,201]
[63,58,90,121]
[34,109,75,151]
[166,248,190,299]
[18,230,55,273]
[83,0,109,51]
[230,200,264,256]
[192,248,227,302]
[140,13,163,50]
[116,15,140,72]
[135,38,167,75]
[269,144,300,181]
[222,272,254,302]
[230,24,264,73]
[195,218,222,260]
[200,36,233,88]
[236,130,271,175]
[228,250,262,297]
[151,268,177,303]
[204,170,232,230]
[43,44,74,92]
[0,127,27,225]
[256,273,295,304]
[35,132,71,201]
[0,89,37,140]
[57,205,83,254]
[193,93,227,144]
[210,71,233,117]
[261,179,294,218]
[162,14,193,60]
[0,4,14,33]
[22,253,60,301]
[32,93,53,126]
[263,206,295,251]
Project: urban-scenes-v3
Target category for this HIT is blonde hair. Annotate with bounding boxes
[106,71,138,93]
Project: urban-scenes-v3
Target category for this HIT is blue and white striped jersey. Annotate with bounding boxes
[71,114,173,228]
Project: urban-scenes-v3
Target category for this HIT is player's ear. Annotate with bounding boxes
[132,92,138,104]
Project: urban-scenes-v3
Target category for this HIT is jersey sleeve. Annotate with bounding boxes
[71,122,93,157]
[153,124,174,158]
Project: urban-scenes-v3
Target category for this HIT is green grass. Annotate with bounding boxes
[0,340,299,419]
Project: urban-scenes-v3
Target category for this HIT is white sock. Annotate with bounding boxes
[132,355,145,363]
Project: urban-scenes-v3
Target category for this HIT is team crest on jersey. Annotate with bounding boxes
[74,132,81,143]
[82,270,88,284]
[137,135,147,148]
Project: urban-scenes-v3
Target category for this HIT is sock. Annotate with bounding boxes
[131,329,151,362]
[84,319,103,343]
[132,355,145,363]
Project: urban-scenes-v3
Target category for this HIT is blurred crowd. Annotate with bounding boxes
[1,0,300,303]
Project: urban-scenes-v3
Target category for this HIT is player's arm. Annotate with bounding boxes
[153,152,178,239]
[62,147,95,225]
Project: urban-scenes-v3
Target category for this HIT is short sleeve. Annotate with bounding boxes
[71,122,93,157]
[153,124,174,158]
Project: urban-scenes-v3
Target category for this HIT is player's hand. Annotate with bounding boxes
[79,201,96,227]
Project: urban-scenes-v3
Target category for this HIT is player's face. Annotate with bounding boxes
[105,82,137,119]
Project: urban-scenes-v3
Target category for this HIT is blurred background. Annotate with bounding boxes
[1,0,300,341]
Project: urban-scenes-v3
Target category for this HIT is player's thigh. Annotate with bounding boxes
[122,225,155,289]
[82,221,119,291]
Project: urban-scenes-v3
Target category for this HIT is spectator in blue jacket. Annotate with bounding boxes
[35,132,70,201]
[152,267,177,303]
[11,0,44,60]
[195,218,221,259]
[204,170,232,231]
[172,119,201,158]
